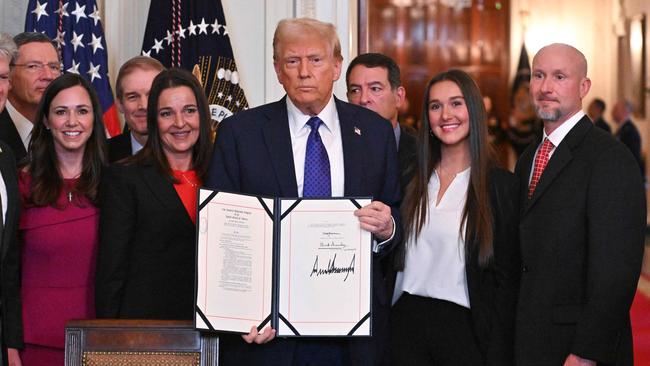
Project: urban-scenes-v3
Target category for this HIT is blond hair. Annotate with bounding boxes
[273,18,342,61]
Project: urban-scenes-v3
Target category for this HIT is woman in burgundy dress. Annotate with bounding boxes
[7,73,106,365]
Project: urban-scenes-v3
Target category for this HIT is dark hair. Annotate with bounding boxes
[346,53,401,90]
[27,73,107,206]
[592,98,606,112]
[401,69,494,267]
[13,32,59,61]
[115,56,165,100]
[133,68,212,181]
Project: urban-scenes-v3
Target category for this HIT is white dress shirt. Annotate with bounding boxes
[529,110,585,183]
[130,132,144,155]
[393,167,471,308]
[0,169,7,224]
[286,96,345,197]
[6,100,33,150]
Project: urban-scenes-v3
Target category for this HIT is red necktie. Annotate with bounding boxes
[528,138,555,198]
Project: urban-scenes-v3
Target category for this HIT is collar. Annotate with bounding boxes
[286,95,339,135]
[543,110,585,147]
[5,100,33,147]
[130,132,144,154]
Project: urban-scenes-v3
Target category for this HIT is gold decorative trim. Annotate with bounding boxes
[83,351,200,366]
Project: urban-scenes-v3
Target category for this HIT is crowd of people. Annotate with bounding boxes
[0,16,646,366]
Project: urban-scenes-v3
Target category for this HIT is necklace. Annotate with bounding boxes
[436,166,458,179]
[178,171,198,188]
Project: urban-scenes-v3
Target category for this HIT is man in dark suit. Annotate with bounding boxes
[0,33,23,366]
[587,98,611,133]
[108,56,165,163]
[514,43,645,366]
[0,32,60,164]
[206,18,401,366]
[613,100,643,176]
[345,52,416,190]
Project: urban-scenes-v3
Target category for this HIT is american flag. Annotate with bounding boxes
[24,0,121,137]
[141,0,248,127]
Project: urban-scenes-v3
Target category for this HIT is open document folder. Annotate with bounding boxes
[195,189,372,337]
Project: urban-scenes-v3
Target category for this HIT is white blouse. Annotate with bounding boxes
[393,167,471,308]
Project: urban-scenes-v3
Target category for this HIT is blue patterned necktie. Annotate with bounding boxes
[303,116,331,197]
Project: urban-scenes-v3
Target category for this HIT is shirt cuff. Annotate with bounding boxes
[372,215,396,253]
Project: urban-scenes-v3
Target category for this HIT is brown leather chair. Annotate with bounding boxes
[64,319,218,366]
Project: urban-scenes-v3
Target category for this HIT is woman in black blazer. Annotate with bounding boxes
[95,69,212,319]
[391,69,520,366]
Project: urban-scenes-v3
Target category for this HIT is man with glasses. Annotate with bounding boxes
[0,32,60,163]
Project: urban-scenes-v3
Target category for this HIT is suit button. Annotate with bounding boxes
[522,265,529,273]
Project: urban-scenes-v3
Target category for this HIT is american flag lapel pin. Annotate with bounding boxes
[354,126,361,136]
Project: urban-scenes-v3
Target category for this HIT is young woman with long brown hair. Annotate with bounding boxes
[391,69,520,366]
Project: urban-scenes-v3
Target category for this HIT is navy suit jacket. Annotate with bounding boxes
[0,110,27,165]
[206,96,402,366]
[0,141,22,359]
[107,132,133,164]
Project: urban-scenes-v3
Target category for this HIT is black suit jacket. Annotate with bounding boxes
[615,119,643,175]
[107,132,133,163]
[206,97,402,366]
[95,160,196,320]
[514,116,645,365]
[0,142,22,360]
[0,110,27,165]
[397,126,417,191]
[593,117,611,133]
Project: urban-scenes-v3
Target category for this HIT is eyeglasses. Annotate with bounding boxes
[11,62,62,74]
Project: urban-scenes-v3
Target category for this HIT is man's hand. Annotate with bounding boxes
[563,354,596,366]
[242,325,276,344]
[354,201,393,241]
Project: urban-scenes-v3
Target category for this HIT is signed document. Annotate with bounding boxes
[195,189,372,337]
[277,198,372,336]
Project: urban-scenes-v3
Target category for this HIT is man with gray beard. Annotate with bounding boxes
[514,43,645,366]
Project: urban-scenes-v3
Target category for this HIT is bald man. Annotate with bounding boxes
[514,43,645,366]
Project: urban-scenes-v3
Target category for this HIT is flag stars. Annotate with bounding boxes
[187,20,197,36]
[70,31,84,51]
[142,49,151,57]
[67,60,80,74]
[211,19,221,34]
[164,30,174,45]
[151,38,164,54]
[235,101,241,107]
[217,92,224,99]
[71,2,87,23]
[55,30,66,47]
[176,25,186,39]
[55,2,69,18]
[87,62,101,82]
[31,0,49,21]
[226,95,233,102]
[89,5,101,26]
[197,18,209,34]
[89,34,104,54]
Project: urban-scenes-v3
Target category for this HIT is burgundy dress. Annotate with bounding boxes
[18,172,99,365]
